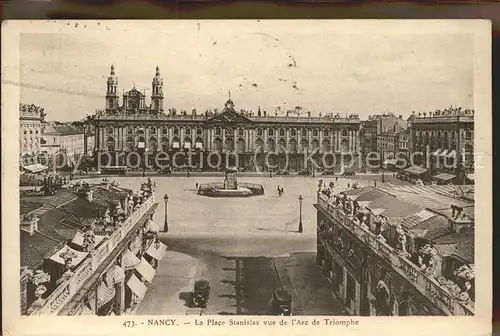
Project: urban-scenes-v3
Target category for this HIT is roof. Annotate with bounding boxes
[21,230,65,269]
[366,196,422,219]
[58,197,108,219]
[43,124,83,136]
[20,200,44,215]
[404,166,428,176]
[431,227,474,263]
[433,173,456,182]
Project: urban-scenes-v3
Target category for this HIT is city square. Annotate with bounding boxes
[12,21,480,319]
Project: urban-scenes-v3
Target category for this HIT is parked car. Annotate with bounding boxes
[321,170,335,176]
[190,280,210,308]
[271,290,292,316]
[342,170,356,176]
[298,169,312,176]
[276,170,290,175]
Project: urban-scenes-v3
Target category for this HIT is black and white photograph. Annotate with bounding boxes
[2,19,492,335]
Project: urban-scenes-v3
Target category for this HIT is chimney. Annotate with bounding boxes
[21,215,39,235]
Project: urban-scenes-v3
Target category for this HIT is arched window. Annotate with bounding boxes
[162,128,168,135]
[301,129,307,137]
[323,130,329,137]
[257,128,263,136]
[185,127,191,135]
[279,129,285,137]
[173,127,179,135]
[290,129,296,137]
[215,128,222,136]
[197,128,203,135]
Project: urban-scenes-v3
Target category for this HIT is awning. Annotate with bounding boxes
[370,208,387,216]
[433,173,456,182]
[107,264,125,285]
[439,149,449,157]
[383,159,397,165]
[145,241,167,261]
[404,166,428,176]
[49,245,88,266]
[136,257,156,283]
[183,142,192,149]
[97,282,116,308]
[447,150,456,158]
[79,305,95,316]
[357,201,372,208]
[23,163,48,173]
[122,249,140,270]
[172,142,180,149]
[127,274,147,299]
[195,142,203,149]
[431,149,442,156]
[467,173,474,181]
[146,220,159,233]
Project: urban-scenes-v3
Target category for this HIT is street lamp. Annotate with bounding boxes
[298,195,303,233]
[163,194,169,232]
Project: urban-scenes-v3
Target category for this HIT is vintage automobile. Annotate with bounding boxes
[276,170,290,175]
[190,280,210,308]
[321,169,336,176]
[342,169,356,176]
[271,290,292,316]
[298,169,312,176]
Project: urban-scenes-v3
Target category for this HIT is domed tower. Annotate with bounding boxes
[106,65,119,110]
[151,66,164,112]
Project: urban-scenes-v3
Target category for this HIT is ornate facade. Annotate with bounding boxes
[315,184,475,316]
[408,108,474,182]
[20,103,45,166]
[94,65,361,171]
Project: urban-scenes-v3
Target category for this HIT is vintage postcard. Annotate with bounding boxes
[2,20,492,336]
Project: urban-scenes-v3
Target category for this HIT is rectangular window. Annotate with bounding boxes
[302,129,307,137]
[313,129,318,137]
[279,129,285,137]
[257,129,263,136]
[197,128,203,135]
[216,128,221,136]
[173,128,179,135]
[323,130,329,137]
[268,129,274,136]
[290,129,296,136]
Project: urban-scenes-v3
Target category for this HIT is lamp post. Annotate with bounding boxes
[298,195,303,233]
[163,194,169,232]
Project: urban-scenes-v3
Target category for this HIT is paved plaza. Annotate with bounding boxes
[114,176,366,315]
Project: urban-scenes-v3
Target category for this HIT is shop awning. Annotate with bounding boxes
[404,166,428,176]
[447,150,456,158]
[136,257,156,283]
[431,149,442,156]
[357,201,372,208]
[146,220,159,233]
[433,172,456,182]
[107,264,125,285]
[49,245,88,266]
[467,173,474,181]
[369,208,387,216]
[183,142,192,149]
[439,149,449,157]
[383,159,397,165]
[172,142,180,149]
[97,282,116,308]
[122,249,140,270]
[23,163,48,173]
[127,274,147,300]
[195,142,203,149]
[145,241,167,261]
[79,305,95,316]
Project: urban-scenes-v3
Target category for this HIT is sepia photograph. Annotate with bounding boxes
[2,19,491,336]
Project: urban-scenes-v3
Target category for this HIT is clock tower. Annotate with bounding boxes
[151,66,164,112]
[106,65,119,110]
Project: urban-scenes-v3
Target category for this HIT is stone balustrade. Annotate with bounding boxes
[29,194,155,315]
[316,193,474,316]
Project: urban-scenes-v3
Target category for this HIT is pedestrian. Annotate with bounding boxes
[336,176,339,182]
[195,182,199,189]
[281,187,284,195]
[347,183,350,188]
[374,181,377,187]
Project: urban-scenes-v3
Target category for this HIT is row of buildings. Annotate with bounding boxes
[360,109,474,185]
[315,184,475,316]
[20,178,166,315]
[19,103,95,173]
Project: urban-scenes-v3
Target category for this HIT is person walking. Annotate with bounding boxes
[281,187,284,195]
[195,182,199,189]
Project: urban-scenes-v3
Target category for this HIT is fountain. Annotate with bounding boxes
[197,167,264,197]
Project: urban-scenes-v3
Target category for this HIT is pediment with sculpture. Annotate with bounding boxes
[207,99,253,124]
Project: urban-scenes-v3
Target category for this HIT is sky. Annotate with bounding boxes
[11,20,474,122]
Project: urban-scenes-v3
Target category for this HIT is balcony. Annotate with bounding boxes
[316,193,474,316]
[28,194,156,315]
